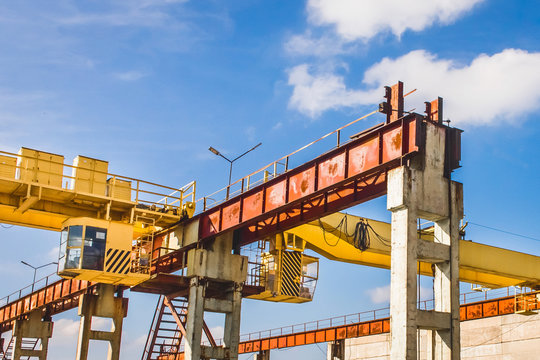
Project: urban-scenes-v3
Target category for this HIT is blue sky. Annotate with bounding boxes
[1,0,539,359]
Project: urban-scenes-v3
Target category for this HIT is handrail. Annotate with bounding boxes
[195,110,379,212]
[0,149,194,214]
[0,271,60,307]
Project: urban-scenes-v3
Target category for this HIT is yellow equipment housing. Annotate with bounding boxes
[57,217,150,286]
[249,233,319,303]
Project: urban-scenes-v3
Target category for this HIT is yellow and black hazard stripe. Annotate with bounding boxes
[105,249,131,274]
[281,251,302,297]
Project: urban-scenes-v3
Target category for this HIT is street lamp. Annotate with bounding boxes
[21,260,58,291]
[208,142,262,186]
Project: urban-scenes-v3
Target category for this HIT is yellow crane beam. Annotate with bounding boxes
[288,213,540,289]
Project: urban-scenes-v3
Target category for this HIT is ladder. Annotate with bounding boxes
[141,295,218,360]
[141,295,187,360]
[514,287,539,315]
[0,335,40,360]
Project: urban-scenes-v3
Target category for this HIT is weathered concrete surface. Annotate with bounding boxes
[330,312,540,359]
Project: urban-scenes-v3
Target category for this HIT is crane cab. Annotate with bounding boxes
[57,217,151,286]
[249,233,319,303]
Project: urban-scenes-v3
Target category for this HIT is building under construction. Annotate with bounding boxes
[0,82,539,360]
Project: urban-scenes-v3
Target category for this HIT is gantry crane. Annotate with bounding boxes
[0,82,539,360]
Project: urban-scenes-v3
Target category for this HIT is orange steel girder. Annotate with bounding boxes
[195,113,430,246]
[238,293,539,354]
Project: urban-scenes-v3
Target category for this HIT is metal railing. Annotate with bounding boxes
[196,110,379,212]
[0,271,60,307]
[205,287,527,347]
[0,149,195,216]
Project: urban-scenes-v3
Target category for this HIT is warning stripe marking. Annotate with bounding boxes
[106,249,131,274]
[281,251,301,297]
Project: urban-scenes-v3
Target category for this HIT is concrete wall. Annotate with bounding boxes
[330,312,540,360]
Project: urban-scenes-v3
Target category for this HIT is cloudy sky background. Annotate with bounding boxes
[1,0,539,358]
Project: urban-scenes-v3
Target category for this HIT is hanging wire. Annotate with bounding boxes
[317,215,391,251]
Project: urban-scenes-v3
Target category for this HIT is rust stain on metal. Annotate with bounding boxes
[265,180,286,211]
[391,131,402,150]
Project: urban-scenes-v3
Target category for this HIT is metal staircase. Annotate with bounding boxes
[141,295,218,360]
[142,295,188,360]
[0,335,40,360]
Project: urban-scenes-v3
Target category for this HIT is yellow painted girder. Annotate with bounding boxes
[288,213,540,289]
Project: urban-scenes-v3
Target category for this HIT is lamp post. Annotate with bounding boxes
[21,261,58,291]
[209,142,262,190]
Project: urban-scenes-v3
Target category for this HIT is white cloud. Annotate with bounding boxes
[287,64,378,118]
[307,0,485,41]
[113,71,148,82]
[244,126,256,142]
[285,31,352,57]
[366,284,433,304]
[366,284,390,304]
[57,0,189,28]
[288,49,540,126]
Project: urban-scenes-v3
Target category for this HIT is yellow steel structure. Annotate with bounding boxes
[58,217,150,286]
[0,148,196,232]
[0,147,197,286]
[249,233,319,303]
[287,212,540,289]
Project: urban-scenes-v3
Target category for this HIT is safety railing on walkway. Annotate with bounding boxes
[0,149,195,216]
[0,271,60,308]
[195,110,380,213]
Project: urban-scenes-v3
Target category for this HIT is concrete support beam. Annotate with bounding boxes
[433,182,462,360]
[389,206,418,359]
[184,231,248,360]
[417,310,451,330]
[12,310,53,360]
[417,239,450,263]
[387,121,463,360]
[184,277,205,360]
[75,284,127,360]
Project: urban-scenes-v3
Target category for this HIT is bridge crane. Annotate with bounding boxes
[0,81,539,360]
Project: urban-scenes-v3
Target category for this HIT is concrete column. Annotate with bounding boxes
[223,283,243,359]
[184,277,205,360]
[389,204,418,359]
[12,310,53,360]
[387,121,462,360]
[184,231,248,360]
[433,182,461,360]
[75,284,127,360]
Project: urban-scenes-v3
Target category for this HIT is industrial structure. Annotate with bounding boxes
[0,82,539,360]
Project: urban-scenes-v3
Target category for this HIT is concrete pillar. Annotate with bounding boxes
[433,182,461,360]
[389,205,418,358]
[223,283,243,358]
[387,121,463,360]
[12,310,53,360]
[184,277,205,360]
[75,284,127,360]
[184,231,248,360]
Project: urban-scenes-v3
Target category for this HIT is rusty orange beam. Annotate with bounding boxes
[0,278,95,333]
[238,293,538,354]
